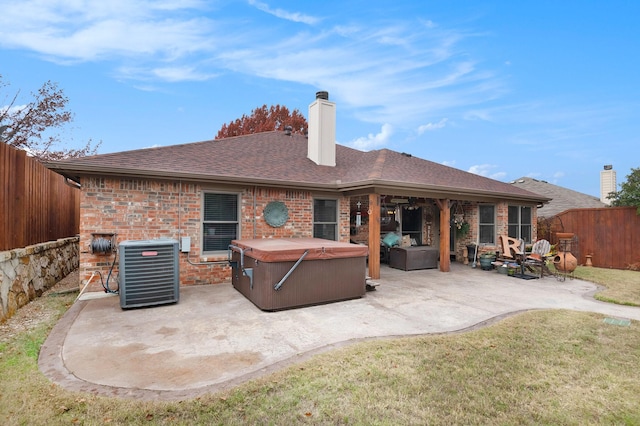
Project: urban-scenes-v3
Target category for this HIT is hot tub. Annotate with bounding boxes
[229,238,369,311]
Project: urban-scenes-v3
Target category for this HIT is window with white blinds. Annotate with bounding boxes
[508,205,532,243]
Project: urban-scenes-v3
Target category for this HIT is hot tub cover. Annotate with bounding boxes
[230,238,368,262]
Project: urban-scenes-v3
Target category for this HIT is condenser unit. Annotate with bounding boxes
[118,239,180,309]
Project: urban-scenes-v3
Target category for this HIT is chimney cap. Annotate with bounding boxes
[604,164,613,170]
[316,91,329,100]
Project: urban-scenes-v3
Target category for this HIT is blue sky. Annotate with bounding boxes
[1,1,638,198]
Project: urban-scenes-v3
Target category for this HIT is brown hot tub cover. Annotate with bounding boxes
[230,238,368,262]
[229,238,368,311]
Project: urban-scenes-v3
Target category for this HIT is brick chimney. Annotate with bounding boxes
[307,91,336,167]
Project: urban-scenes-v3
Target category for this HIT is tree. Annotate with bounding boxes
[0,75,100,161]
[608,167,640,213]
[215,104,308,139]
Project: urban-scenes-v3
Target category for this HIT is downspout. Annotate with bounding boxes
[178,180,182,245]
[253,185,257,239]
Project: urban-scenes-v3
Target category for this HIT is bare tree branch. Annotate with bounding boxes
[0,74,100,160]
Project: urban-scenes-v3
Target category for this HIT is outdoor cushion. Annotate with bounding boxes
[382,232,401,247]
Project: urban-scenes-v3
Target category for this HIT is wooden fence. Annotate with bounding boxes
[0,143,80,251]
[539,207,640,270]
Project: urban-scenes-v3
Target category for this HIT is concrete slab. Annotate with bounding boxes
[39,264,640,400]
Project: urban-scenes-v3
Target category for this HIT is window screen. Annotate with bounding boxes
[478,204,495,244]
[313,199,337,240]
[203,193,239,252]
[508,205,532,243]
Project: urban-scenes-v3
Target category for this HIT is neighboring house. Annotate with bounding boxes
[510,177,606,218]
[47,92,548,291]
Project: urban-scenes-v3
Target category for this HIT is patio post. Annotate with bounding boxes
[368,193,381,279]
[435,199,451,272]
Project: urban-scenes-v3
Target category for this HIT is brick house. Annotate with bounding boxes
[47,92,548,292]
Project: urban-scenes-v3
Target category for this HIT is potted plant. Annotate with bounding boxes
[479,251,497,270]
[454,219,469,238]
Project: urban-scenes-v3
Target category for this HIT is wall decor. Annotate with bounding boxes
[263,201,289,227]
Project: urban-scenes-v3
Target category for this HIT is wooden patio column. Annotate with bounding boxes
[368,193,381,279]
[435,199,451,272]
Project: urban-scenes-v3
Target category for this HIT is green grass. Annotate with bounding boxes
[572,265,640,306]
[1,290,640,425]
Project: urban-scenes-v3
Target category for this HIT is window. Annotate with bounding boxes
[478,204,495,244]
[313,199,338,240]
[202,192,239,252]
[508,205,532,243]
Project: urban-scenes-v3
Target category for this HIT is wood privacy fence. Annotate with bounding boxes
[0,143,80,251]
[540,207,640,270]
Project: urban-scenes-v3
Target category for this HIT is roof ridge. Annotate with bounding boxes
[368,149,388,180]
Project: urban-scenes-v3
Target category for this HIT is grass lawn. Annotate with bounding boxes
[1,270,639,425]
[571,266,640,306]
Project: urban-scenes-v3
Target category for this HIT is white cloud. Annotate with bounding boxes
[417,118,448,134]
[0,1,506,133]
[467,164,506,180]
[348,124,393,151]
[117,66,217,82]
[248,0,319,25]
[0,104,27,115]
[0,1,216,62]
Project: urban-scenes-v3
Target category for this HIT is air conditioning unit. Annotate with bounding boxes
[118,239,180,309]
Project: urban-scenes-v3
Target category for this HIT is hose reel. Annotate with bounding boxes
[90,233,117,254]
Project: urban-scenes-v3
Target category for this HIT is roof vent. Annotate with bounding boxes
[284,125,292,136]
[316,91,329,100]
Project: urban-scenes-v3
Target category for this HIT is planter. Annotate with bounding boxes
[479,253,496,271]
[555,232,574,240]
[585,254,593,267]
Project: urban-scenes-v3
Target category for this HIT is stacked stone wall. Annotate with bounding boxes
[0,237,79,323]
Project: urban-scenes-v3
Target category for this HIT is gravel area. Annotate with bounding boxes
[0,269,80,343]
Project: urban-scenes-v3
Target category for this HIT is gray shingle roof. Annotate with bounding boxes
[510,177,606,217]
[47,131,548,203]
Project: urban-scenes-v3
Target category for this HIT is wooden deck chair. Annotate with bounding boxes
[525,239,552,277]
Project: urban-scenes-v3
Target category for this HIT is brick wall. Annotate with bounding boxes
[79,177,351,291]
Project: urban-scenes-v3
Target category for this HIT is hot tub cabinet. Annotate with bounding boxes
[229,238,368,311]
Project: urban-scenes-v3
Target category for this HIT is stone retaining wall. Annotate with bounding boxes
[0,237,79,323]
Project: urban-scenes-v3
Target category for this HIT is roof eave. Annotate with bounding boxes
[337,180,550,204]
[45,164,342,191]
[46,164,550,203]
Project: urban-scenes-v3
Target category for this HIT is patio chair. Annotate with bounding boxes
[524,239,552,278]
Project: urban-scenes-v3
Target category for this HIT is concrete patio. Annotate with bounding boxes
[39,264,640,401]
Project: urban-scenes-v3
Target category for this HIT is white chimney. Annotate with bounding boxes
[600,164,616,204]
[307,91,336,167]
